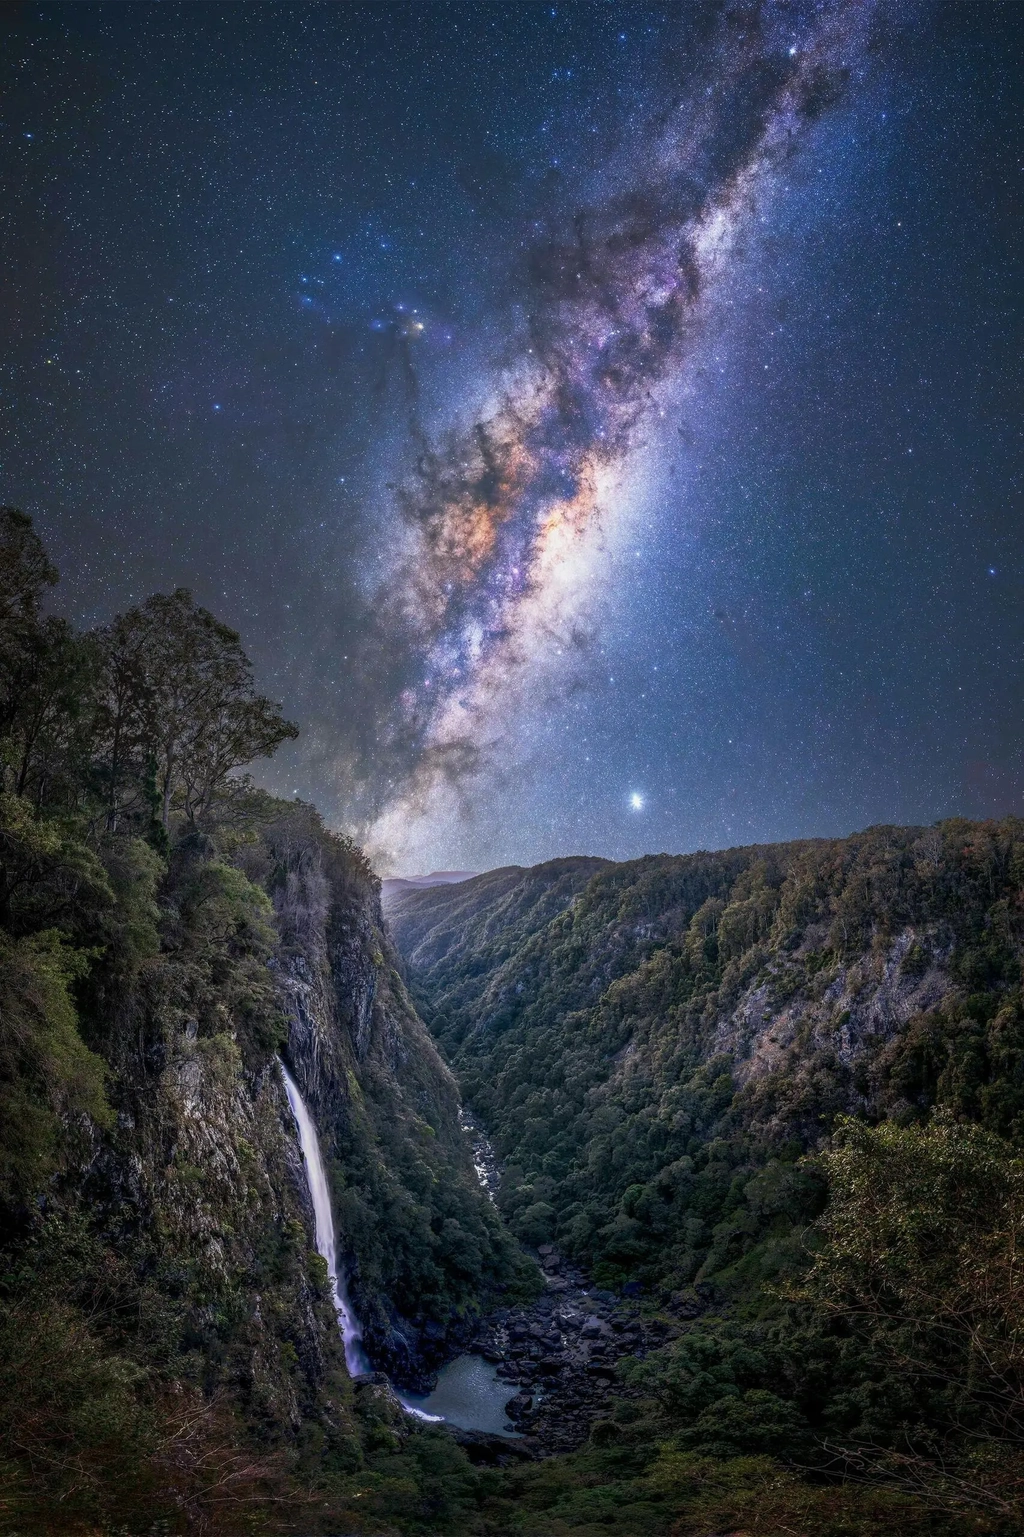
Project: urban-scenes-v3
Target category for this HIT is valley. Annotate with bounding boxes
[3,507,1023,1535]
[3,1,1019,1529]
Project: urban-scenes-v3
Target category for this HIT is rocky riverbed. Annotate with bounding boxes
[469,1245,711,1456]
[354,1247,718,1463]
[355,1110,717,1461]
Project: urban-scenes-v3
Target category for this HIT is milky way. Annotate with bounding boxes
[5,3,1021,874]
[356,1,874,862]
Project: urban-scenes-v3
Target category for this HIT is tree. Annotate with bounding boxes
[0,507,59,750]
[177,678,299,825]
[92,607,152,832]
[0,507,56,630]
[94,588,298,829]
[9,621,99,810]
[806,1115,1024,1519]
[0,510,103,811]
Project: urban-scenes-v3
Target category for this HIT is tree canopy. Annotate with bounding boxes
[0,509,298,829]
[95,587,298,829]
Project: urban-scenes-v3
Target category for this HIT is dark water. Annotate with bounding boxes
[399,1112,523,1433]
[401,1354,520,1435]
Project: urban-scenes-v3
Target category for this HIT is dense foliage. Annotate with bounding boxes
[390,831,1024,1527]
[0,510,524,1533]
[5,499,1023,1534]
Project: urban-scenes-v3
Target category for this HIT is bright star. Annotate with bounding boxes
[630,792,644,811]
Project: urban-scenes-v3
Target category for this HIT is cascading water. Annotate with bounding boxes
[279,1060,371,1377]
[280,1058,512,1433]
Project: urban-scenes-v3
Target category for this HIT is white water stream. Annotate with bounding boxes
[280,1060,445,1421]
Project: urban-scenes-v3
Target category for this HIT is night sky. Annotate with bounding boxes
[2,2,1022,874]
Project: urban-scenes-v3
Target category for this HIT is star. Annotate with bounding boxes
[5,1,1015,876]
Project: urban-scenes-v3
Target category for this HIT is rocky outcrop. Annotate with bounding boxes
[712,927,953,1087]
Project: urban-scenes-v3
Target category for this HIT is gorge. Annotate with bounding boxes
[281,1054,519,1436]
[1,1,1020,1529]
[3,507,1024,1535]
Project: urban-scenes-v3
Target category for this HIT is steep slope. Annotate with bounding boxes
[390,823,1024,1291]
[383,824,1024,1528]
[0,509,548,1533]
[254,799,529,1382]
[0,789,527,1530]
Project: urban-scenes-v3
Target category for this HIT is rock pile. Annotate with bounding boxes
[471,1247,685,1454]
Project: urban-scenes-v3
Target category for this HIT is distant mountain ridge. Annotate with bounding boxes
[383,857,610,967]
[381,869,478,903]
[386,824,1024,1289]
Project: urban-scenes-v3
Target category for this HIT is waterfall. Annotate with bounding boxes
[279,1059,445,1423]
[279,1060,371,1377]
[459,1107,500,1201]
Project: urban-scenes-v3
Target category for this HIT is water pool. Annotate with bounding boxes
[401,1354,520,1435]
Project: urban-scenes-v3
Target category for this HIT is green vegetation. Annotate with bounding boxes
[0,509,525,1533]
[390,830,1024,1529]
[4,499,1023,1533]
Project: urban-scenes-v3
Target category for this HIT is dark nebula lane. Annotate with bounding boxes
[1,1,1021,872]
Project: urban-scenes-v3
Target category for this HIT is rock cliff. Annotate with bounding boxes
[1,792,527,1527]
[253,801,525,1384]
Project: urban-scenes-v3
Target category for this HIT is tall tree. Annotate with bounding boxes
[0,507,56,627]
[94,589,297,828]
[93,607,156,832]
[10,619,98,809]
[0,507,59,748]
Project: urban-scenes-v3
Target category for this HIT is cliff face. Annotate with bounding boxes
[388,820,1024,1291]
[108,801,524,1397]
[252,804,525,1385]
[65,824,353,1447]
[708,923,953,1089]
[0,792,527,1527]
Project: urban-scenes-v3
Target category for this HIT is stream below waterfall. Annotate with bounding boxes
[280,1061,518,1435]
[399,1355,518,1433]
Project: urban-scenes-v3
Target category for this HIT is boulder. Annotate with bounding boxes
[351,1373,412,1434]
[449,1427,537,1464]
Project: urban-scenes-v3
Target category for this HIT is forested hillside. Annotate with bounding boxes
[0,508,528,1533]
[390,832,1024,1527]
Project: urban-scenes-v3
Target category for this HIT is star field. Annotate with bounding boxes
[1,2,1021,873]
